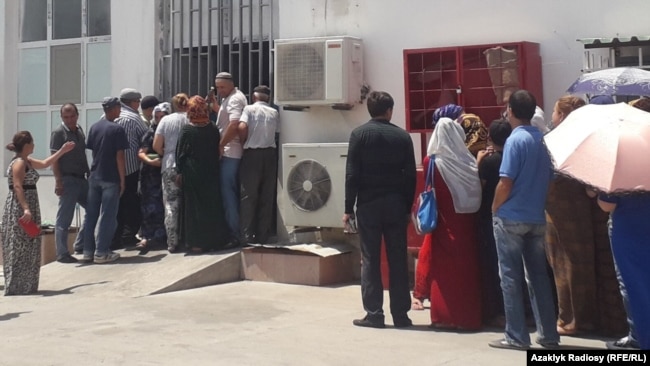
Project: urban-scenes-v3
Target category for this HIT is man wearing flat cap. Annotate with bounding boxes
[80,97,129,264]
[140,95,160,127]
[238,85,279,245]
[214,72,248,245]
[113,88,148,249]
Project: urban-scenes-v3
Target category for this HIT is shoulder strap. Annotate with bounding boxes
[426,155,435,188]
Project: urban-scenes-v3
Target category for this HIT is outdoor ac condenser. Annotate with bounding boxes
[274,36,363,106]
[280,143,348,228]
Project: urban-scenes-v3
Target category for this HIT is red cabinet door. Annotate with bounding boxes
[404,41,543,133]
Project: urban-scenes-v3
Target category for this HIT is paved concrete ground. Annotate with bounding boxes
[0,250,612,366]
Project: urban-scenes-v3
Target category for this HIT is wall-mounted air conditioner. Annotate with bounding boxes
[274,36,363,107]
[280,143,348,228]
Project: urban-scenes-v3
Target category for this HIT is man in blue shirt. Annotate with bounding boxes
[81,97,129,264]
[489,90,559,350]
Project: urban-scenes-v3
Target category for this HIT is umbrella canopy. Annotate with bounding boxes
[544,103,650,193]
[566,67,650,96]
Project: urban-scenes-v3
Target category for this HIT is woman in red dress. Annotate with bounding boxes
[412,117,483,330]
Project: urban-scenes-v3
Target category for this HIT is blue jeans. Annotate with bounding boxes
[493,216,559,346]
[55,176,88,258]
[220,157,240,239]
[83,177,120,256]
[609,217,639,344]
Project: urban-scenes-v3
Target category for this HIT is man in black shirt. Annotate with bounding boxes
[344,91,416,329]
[477,118,511,326]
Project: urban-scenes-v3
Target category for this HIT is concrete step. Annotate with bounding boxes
[35,247,243,297]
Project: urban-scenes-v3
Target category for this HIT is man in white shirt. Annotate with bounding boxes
[214,72,248,245]
[238,85,279,245]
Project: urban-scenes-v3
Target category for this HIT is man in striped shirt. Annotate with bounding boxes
[113,88,148,249]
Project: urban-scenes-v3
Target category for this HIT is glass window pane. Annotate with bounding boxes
[51,110,61,132]
[21,0,48,42]
[51,44,82,105]
[18,112,49,160]
[52,0,82,40]
[18,48,48,106]
[86,42,111,102]
[88,0,111,36]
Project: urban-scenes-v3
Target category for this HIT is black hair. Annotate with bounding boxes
[508,90,536,122]
[488,119,512,147]
[60,103,79,115]
[367,91,394,118]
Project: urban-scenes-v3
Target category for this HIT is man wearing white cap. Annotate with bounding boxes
[214,72,248,245]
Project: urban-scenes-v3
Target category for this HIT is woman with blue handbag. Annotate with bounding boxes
[411,117,483,330]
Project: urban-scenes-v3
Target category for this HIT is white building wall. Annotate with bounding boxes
[276,0,650,156]
[111,0,160,97]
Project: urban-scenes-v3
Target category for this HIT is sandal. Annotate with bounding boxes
[411,298,425,311]
[556,325,578,336]
[134,240,148,251]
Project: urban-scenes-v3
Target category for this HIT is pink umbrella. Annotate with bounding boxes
[544,102,650,193]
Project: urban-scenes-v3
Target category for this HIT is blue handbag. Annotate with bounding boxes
[412,155,438,235]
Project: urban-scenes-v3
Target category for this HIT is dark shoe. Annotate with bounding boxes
[606,336,640,350]
[488,338,529,351]
[56,254,78,264]
[536,340,560,349]
[352,316,385,329]
[393,316,413,328]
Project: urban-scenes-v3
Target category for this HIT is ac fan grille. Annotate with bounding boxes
[276,42,325,101]
[286,159,332,212]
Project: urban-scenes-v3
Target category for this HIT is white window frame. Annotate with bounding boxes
[17,0,111,174]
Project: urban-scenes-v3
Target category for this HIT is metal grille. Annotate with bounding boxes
[276,42,326,101]
[161,0,275,101]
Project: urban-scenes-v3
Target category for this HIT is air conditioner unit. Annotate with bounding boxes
[281,143,348,228]
[274,36,363,106]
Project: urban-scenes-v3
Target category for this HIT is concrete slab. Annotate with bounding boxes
[0,281,612,366]
[35,247,243,297]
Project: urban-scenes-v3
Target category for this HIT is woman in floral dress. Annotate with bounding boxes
[1,131,74,295]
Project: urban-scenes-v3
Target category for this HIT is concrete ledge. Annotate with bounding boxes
[35,248,244,298]
[151,251,242,295]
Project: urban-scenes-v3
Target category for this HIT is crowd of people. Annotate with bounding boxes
[346,90,650,351]
[1,72,280,295]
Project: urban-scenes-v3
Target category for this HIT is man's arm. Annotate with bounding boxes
[116,150,126,196]
[491,177,513,213]
[344,131,360,215]
[220,120,240,148]
[403,139,417,214]
[238,122,248,145]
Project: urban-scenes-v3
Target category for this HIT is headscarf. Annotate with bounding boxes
[589,95,615,105]
[153,102,171,115]
[426,117,481,213]
[456,113,488,156]
[432,104,463,127]
[186,96,209,124]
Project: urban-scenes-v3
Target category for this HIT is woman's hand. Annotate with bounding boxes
[175,174,183,188]
[60,141,76,153]
[19,209,32,223]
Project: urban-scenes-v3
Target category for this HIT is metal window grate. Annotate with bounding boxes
[161,0,275,101]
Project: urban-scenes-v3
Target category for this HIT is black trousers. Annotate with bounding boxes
[239,148,277,243]
[112,171,141,248]
[356,194,411,322]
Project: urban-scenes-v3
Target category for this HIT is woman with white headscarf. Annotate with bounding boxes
[411,117,483,330]
[134,102,171,252]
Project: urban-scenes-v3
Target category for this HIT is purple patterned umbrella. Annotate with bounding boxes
[567,67,650,96]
